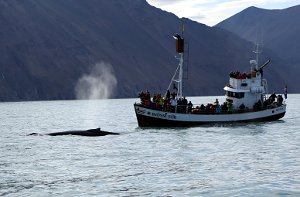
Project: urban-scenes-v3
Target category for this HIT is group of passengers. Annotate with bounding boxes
[229,71,253,79]
[139,89,285,114]
[138,90,193,113]
[264,93,284,108]
[193,99,234,114]
[229,70,261,79]
[139,91,237,114]
[253,93,284,111]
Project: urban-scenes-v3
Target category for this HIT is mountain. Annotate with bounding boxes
[216,5,300,62]
[0,0,295,101]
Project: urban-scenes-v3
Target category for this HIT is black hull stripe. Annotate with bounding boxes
[135,112,286,127]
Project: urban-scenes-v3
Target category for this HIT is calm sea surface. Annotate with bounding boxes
[0,95,299,196]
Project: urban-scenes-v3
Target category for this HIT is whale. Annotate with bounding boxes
[28,128,119,137]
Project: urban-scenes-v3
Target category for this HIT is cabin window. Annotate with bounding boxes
[241,83,248,87]
[226,91,245,99]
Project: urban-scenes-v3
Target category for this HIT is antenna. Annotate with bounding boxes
[253,42,263,69]
[252,28,264,70]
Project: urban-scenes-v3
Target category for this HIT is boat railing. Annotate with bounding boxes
[136,101,284,115]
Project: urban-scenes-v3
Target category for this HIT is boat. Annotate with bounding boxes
[134,31,286,127]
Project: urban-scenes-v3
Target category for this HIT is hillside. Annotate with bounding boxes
[0,0,294,101]
[216,5,300,61]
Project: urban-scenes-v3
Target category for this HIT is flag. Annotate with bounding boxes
[284,85,287,99]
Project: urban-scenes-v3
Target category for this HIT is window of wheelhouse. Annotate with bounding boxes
[225,91,245,99]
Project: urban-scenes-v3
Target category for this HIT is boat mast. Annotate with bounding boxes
[178,21,184,99]
[251,30,271,102]
[166,22,185,99]
[178,52,184,99]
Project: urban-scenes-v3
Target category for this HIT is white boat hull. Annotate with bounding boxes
[134,104,286,127]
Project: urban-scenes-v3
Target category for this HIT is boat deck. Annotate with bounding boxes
[135,102,285,115]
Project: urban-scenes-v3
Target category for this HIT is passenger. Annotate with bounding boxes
[164,98,170,111]
[171,91,176,99]
[146,91,151,105]
[187,101,193,113]
[177,98,182,113]
[182,97,188,113]
[155,94,161,110]
[138,91,146,105]
[159,96,164,110]
[269,92,277,103]
[139,91,151,106]
[205,103,211,112]
[239,103,245,111]
[182,97,188,105]
[254,100,263,110]
[166,90,171,100]
[277,95,283,105]
[227,102,233,113]
[200,104,205,111]
[221,102,228,112]
[215,105,221,113]
[263,100,269,108]
[214,99,219,105]
[241,73,247,79]
[170,98,177,112]
[152,94,157,103]
[150,100,155,109]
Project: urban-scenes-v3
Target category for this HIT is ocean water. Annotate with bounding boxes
[0,95,299,196]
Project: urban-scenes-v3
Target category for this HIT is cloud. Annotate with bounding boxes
[75,62,117,100]
[147,0,185,6]
[147,0,300,26]
[188,12,206,21]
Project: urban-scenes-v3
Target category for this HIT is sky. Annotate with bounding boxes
[146,0,300,26]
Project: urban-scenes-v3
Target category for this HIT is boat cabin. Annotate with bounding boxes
[224,70,267,110]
